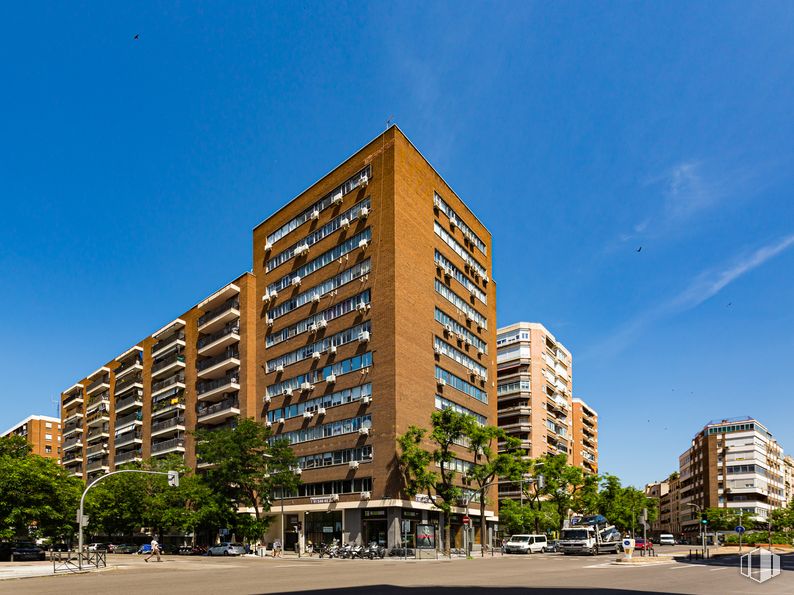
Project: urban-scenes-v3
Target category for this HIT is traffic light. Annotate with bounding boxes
[700,513,708,525]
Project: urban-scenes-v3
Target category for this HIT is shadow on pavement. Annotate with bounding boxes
[261,588,679,595]
[675,551,793,571]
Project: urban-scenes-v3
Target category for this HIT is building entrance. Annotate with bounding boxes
[305,511,342,547]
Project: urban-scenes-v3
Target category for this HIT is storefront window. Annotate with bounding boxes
[305,511,342,547]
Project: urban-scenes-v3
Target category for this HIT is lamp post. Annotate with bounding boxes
[77,469,178,569]
[685,502,705,557]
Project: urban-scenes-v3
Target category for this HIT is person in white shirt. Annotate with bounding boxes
[145,537,161,562]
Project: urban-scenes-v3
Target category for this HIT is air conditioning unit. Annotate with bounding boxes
[349,460,360,470]
[482,274,489,284]
[262,293,272,303]
[356,302,368,314]
[359,238,369,250]
[437,378,446,387]
[308,323,318,333]
[295,243,310,256]
[433,196,441,210]
[360,366,370,375]
[362,395,371,405]
[317,407,327,416]
[303,410,313,419]
[267,318,275,327]
[478,347,485,356]
[276,364,284,373]
[444,324,453,335]
[264,241,273,252]
[433,346,440,355]
[264,395,272,404]
[300,381,314,392]
[329,345,337,355]
[312,351,322,360]
[278,417,286,424]
[358,427,370,436]
[465,337,472,346]
[443,267,453,278]
[450,219,457,229]
[310,210,320,220]
[360,174,369,187]
[282,387,291,397]
[318,319,327,329]
[291,276,302,287]
[341,217,350,229]
[330,493,340,502]
[360,206,369,219]
[325,374,336,384]
[360,491,371,500]
[265,420,272,427]
[332,192,343,205]
[358,331,370,343]
[465,313,473,323]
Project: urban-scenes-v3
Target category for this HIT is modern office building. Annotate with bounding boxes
[61,272,258,482]
[256,126,497,551]
[677,417,786,537]
[571,397,598,474]
[1,415,62,460]
[495,322,572,501]
[59,126,497,550]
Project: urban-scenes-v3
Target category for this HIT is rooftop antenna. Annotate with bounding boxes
[386,115,394,130]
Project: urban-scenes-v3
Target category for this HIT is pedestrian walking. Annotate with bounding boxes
[273,538,282,558]
[145,536,161,562]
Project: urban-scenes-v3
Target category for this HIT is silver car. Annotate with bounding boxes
[207,542,246,556]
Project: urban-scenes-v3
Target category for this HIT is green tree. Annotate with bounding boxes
[595,475,657,534]
[498,498,559,536]
[703,507,742,532]
[465,427,522,556]
[398,409,473,556]
[0,435,82,540]
[195,418,300,543]
[534,454,591,534]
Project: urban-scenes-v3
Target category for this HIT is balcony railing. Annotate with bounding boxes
[86,443,108,457]
[115,393,143,413]
[87,391,110,409]
[86,458,109,472]
[151,415,185,434]
[152,330,186,355]
[151,437,185,454]
[86,375,110,393]
[197,371,239,397]
[114,429,142,447]
[152,372,185,394]
[115,372,143,394]
[62,452,82,463]
[63,392,84,407]
[197,396,239,420]
[197,347,239,372]
[86,410,110,426]
[152,351,186,374]
[115,411,143,428]
[114,450,142,465]
[115,353,143,377]
[152,394,186,414]
[198,323,239,350]
[87,424,109,439]
[63,420,83,434]
[199,297,240,327]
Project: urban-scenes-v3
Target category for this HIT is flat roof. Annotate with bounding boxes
[2,415,62,437]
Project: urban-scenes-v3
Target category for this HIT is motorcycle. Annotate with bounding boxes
[365,542,386,559]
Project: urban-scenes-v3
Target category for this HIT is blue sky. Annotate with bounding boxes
[1,2,793,487]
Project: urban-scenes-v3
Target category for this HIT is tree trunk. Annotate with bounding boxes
[444,515,451,557]
[479,493,487,557]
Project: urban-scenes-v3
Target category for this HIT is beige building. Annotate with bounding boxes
[784,455,794,506]
[495,322,573,501]
[1,415,62,460]
[571,397,598,474]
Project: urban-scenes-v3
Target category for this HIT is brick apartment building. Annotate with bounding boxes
[1,414,62,460]
[571,398,598,475]
[60,127,497,550]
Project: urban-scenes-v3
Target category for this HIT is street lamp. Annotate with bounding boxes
[685,502,706,556]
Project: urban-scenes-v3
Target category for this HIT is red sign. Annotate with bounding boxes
[462,516,471,525]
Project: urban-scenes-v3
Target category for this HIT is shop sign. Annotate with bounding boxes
[414,494,432,504]
[310,496,336,504]
[363,509,386,519]
[402,510,421,519]
[322,526,334,533]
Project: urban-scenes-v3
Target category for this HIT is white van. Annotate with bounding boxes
[658,534,675,546]
[503,534,548,554]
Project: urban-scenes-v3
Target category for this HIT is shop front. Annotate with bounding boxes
[305,511,343,547]
[362,509,388,545]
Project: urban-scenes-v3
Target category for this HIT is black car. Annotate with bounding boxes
[0,542,47,562]
[112,544,138,554]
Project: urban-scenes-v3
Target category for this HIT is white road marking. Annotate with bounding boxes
[669,564,702,570]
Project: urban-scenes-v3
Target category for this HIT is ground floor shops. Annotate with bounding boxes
[260,498,497,554]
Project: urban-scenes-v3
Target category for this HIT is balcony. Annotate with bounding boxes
[500,420,532,433]
[152,329,186,358]
[86,424,110,441]
[498,405,531,416]
[197,347,240,379]
[63,409,84,425]
[70,467,84,477]
[197,323,240,356]
[86,374,110,395]
[151,415,185,437]
[151,437,185,456]
[115,393,143,414]
[114,411,143,430]
[63,437,83,451]
[152,372,186,397]
[114,372,144,396]
[152,392,186,418]
[86,458,110,473]
[114,450,143,465]
[115,354,143,379]
[63,420,83,436]
[197,396,240,425]
[62,452,82,464]
[197,371,239,402]
[151,351,186,379]
[86,409,110,427]
[198,297,240,333]
[86,392,110,413]
[63,391,84,408]
[114,429,143,448]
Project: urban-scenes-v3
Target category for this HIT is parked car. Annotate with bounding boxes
[113,544,138,554]
[207,542,246,556]
[0,542,47,561]
[658,534,675,546]
[87,543,109,552]
[545,540,560,553]
[503,534,548,554]
[160,543,180,555]
[49,543,70,552]
[136,544,152,555]
[179,545,207,556]
[634,538,653,551]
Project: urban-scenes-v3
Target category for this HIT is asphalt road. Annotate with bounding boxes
[1,549,791,595]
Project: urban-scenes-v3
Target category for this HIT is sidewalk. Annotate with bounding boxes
[0,562,58,581]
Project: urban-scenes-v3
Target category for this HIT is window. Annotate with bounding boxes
[435,395,486,424]
[435,308,487,353]
[434,221,487,278]
[266,166,371,246]
[267,290,371,348]
[267,199,372,272]
[267,322,371,372]
[297,445,373,470]
[275,415,372,445]
[434,251,486,304]
[434,280,487,329]
[434,337,487,379]
[435,366,488,403]
[434,192,487,255]
[45,445,52,453]
[266,352,373,397]
[267,228,372,293]
[45,422,52,428]
[268,384,372,422]
[45,433,53,440]
[268,260,371,320]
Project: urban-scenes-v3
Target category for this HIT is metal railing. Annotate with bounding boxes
[199,297,240,327]
[151,415,185,433]
[198,323,239,349]
[197,371,239,396]
[115,394,142,412]
[152,395,186,413]
[197,396,239,419]
[152,330,186,354]
[114,429,141,446]
[63,393,83,407]
[114,411,143,428]
[114,450,142,464]
[151,437,184,454]
[197,347,239,372]
[114,372,143,394]
[64,436,83,448]
[86,425,109,439]
[86,458,109,472]
[86,376,109,393]
[152,351,186,374]
[152,372,185,394]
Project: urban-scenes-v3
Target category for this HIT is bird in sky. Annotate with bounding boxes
[134,34,139,40]
[727,302,732,307]
[636,246,642,252]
